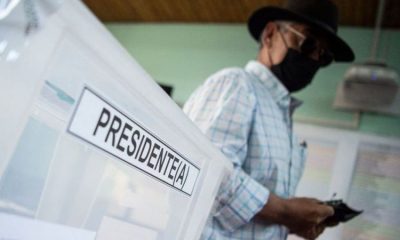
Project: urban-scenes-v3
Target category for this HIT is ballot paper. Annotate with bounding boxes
[0,213,96,240]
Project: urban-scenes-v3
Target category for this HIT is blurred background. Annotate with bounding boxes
[82,0,400,136]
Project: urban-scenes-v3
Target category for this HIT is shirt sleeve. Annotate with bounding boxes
[183,70,270,232]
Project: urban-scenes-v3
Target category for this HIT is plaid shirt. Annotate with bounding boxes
[183,60,307,240]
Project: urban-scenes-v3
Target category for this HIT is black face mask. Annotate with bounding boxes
[270,48,320,93]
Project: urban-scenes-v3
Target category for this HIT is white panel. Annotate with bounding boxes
[291,123,400,240]
[0,1,232,239]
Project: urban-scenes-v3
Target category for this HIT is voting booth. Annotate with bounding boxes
[0,0,232,239]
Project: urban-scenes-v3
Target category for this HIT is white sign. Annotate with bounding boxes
[68,87,200,196]
[0,213,96,240]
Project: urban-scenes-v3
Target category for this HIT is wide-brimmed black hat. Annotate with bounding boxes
[248,0,355,62]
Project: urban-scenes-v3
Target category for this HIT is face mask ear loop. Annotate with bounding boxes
[277,23,291,54]
[267,42,274,67]
[277,24,294,68]
[268,23,289,67]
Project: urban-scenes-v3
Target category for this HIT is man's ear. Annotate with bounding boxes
[261,22,276,48]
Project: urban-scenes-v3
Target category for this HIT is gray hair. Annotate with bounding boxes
[259,21,295,48]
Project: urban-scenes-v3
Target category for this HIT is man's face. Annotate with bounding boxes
[269,22,333,67]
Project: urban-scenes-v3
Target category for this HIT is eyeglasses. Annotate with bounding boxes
[278,23,334,67]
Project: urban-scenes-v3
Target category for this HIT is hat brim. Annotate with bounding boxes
[248,7,355,62]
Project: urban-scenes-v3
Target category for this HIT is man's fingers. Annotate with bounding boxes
[319,205,334,217]
[317,224,325,235]
[325,205,335,216]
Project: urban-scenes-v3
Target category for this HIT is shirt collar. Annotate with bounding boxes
[290,97,303,116]
[245,60,289,103]
[245,60,303,110]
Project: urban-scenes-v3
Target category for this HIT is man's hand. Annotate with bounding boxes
[291,215,339,240]
[322,217,340,228]
[292,223,326,240]
[283,197,334,233]
[256,194,334,234]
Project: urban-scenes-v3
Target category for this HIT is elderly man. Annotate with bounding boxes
[184,0,354,239]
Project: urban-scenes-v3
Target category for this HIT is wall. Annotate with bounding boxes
[105,23,400,138]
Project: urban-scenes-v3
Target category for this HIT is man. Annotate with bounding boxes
[184,0,354,239]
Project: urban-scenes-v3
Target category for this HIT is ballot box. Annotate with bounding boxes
[0,1,232,239]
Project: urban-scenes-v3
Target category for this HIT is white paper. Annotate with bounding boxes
[97,216,158,240]
[0,213,96,240]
